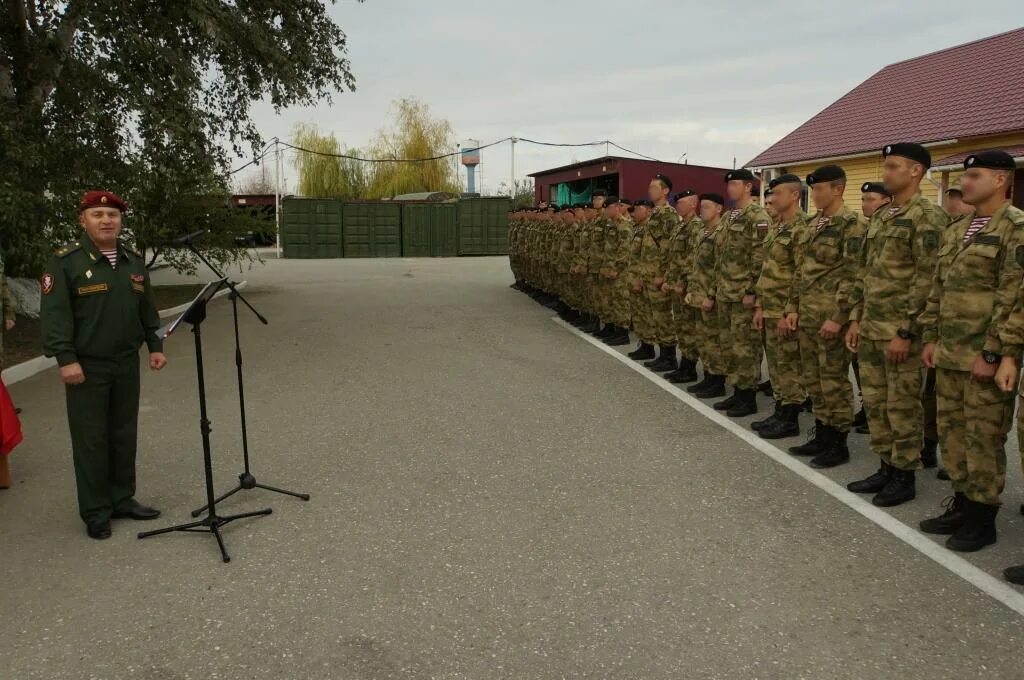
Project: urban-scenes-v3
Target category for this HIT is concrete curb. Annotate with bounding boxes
[1,281,246,387]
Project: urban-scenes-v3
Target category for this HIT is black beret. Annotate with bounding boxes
[605,195,619,203]
[769,173,802,189]
[965,150,1016,171]
[725,169,756,182]
[674,189,697,199]
[654,174,673,190]
[945,185,963,195]
[549,204,560,210]
[806,164,846,185]
[634,198,654,208]
[592,189,607,197]
[883,142,931,169]
[700,192,725,206]
[860,181,889,196]
[763,188,774,196]
[573,203,586,209]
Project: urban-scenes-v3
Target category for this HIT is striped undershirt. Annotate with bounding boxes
[886,205,901,218]
[728,209,742,219]
[815,215,830,232]
[964,216,992,243]
[99,248,118,269]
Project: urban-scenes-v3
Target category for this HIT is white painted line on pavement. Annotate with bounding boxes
[552,316,1024,619]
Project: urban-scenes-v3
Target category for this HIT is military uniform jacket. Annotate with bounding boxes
[788,205,865,325]
[919,202,1024,370]
[625,220,648,287]
[688,220,726,307]
[605,216,636,274]
[714,202,770,302]
[755,211,807,318]
[635,205,681,286]
[850,192,947,340]
[586,215,607,274]
[41,238,162,367]
[664,216,704,293]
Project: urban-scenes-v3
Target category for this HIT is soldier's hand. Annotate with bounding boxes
[632,282,643,294]
[819,319,841,340]
[995,356,1018,393]
[150,352,168,371]
[660,282,671,294]
[970,355,997,383]
[60,363,85,385]
[785,313,799,333]
[4,319,13,332]
[742,294,756,309]
[610,271,619,279]
[845,322,860,353]
[886,337,911,365]
[701,298,716,312]
[922,343,937,369]
[753,308,764,331]
[673,284,684,296]
[776,317,791,338]
[653,277,665,289]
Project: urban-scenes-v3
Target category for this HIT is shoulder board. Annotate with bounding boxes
[55,242,82,258]
[1006,205,1024,227]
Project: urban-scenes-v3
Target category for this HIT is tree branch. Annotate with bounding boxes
[28,0,90,106]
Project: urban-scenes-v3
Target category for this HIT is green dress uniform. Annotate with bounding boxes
[40,238,163,525]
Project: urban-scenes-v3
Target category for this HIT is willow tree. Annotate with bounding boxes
[292,123,368,199]
[367,98,459,198]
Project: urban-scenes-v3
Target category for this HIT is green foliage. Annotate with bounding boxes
[366,98,459,198]
[0,0,358,275]
[292,123,369,199]
[497,178,536,208]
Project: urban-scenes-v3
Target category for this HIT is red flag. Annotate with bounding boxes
[0,378,23,456]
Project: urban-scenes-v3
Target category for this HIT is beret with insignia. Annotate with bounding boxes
[674,189,697,199]
[806,165,846,185]
[764,188,774,196]
[654,174,673,190]
[861,181,890,196]
[770,174,802,189]
[79,190,128,213]
[883,142,931,169]
[725,168,756,182]
[634,199,654,208]
[700,192,725,207]
[965,150,1016,171]
[592,189,607,197]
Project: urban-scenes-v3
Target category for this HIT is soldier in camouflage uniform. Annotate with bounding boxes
[637,175,682,373]
[686,193,728,398]
[846,143,949,507]
[916,151,1023,554]
[601,198,636,347]
[711,169,769,417]
[662,189,704,383]
[626,200,656,361]
[750,174,807,440]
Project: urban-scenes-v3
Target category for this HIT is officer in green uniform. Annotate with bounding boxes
[41,190,168,540]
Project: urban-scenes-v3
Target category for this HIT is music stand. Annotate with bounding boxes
[138,279,272,563]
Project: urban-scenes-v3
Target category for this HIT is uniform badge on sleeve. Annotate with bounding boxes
[130,273,145,283]
[756,222,769,238]
[41,273,54,295]
[1016,245,1024,268]
[921,231,939,252]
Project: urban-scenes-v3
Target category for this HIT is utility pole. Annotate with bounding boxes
[274,137,282,258]
[510,137,517,201]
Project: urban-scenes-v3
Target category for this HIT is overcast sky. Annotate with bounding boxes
[239,1,1023,195]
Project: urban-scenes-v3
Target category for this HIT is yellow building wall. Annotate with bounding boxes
[771,130,1024,212]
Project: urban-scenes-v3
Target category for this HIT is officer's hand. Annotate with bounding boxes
[60,363,85,385]
[922,342,937,369]
[845,322,860,353]
[4,319,14,332]
[149,352,168,371]
[742,294,756,310]
[995,356,1018,393]
[819,319,841,340]
[886,336,911,365]
[970,355,997,383]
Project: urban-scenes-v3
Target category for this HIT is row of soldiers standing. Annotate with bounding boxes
[508,144,1024,586]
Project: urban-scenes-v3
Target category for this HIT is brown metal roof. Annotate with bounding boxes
[747,28,1024,168]
[932,145,1024,170]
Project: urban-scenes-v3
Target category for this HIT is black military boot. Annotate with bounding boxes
[810,428,850,468]
[668,357,699,384]
[871,468,916,507]
[645,345,677,372]
[919,493,968,535]
[946,500,998,552]
[937,467,950,480]
[713,388,739,411]
[751,401,782,432]
[758,380,773,396]
[605,327,631,346]
[688,373,713,394]
[801,396,813,413]
[594,322,614,338]
[726,389,758,418]
[920,438,938,469]
[852,407,867,428]
[693,374,726,399]
[628,342,655,361]
[760,404,801,440]
[1004,563,1024,585]
[847,462,892,494]
[788,420,826,456]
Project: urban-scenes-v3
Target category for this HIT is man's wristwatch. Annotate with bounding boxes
[982,351,1002,365]
[896,329,915,340]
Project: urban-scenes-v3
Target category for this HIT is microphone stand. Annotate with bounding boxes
[174,232,310,517]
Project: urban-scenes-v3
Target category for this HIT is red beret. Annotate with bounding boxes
[79,190,128,212]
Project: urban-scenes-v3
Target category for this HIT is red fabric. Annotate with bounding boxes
[0,379,23,455]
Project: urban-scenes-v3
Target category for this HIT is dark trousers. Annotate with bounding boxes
[66,356,141,523]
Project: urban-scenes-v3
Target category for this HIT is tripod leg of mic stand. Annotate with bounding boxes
[210,523,230,563]
[254,482,311,501]
[137,518,205,539]
[191,483,243,517]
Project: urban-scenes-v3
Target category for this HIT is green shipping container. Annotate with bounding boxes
[280,198,343,259]
[457,197,510,255]
[401,203,458,257]
[342,202,402,258]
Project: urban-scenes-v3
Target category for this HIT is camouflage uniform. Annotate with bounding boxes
[756,210,807,407]
[626,219,650,339]
[922,202,1024,505]
[638,205,682,346]
[665,215,705,362]
[716,203,770,390]
[606,214,637,328]
[688,220,727,377]
[588,213,608,320]
[850,193,948,470]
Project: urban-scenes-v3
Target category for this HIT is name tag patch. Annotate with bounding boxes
[77,283,109,296]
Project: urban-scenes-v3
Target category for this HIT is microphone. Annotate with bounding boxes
[168,229,207,247]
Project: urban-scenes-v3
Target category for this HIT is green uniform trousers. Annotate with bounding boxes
[66,356,141,523]
[720,301,762,390]
[673,298,699,361]
[798,324,853,429]
[859,338,923,470]
[764,318,804,407]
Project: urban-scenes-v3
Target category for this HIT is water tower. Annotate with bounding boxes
[461,139,481,193]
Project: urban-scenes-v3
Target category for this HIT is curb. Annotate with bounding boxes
[1,281,247,387]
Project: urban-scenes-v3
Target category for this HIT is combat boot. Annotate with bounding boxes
[581,314,601,333]
[920,438,938,468]
[937,467,950,480]
[760,404,801,440]
[758,380,773,396]
[919,493,968,535]
[604,327,631,346]
[572,312,591,328]
[788,420,826,456]
[1003,564,1024,585]
[668,357,698,384]
[645,345,677,372]
[871,468,916,507]
[852,407,867,428]
[725,389,758,418]
[693,374,726,399]
[688,373,713,394]
[594,322,615,338]
[946,500,998,552]
[847,462,892,494]
[810,428,850,468]
[713,389,739,411]
[628,342,655,361]
[751,401,782,432]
